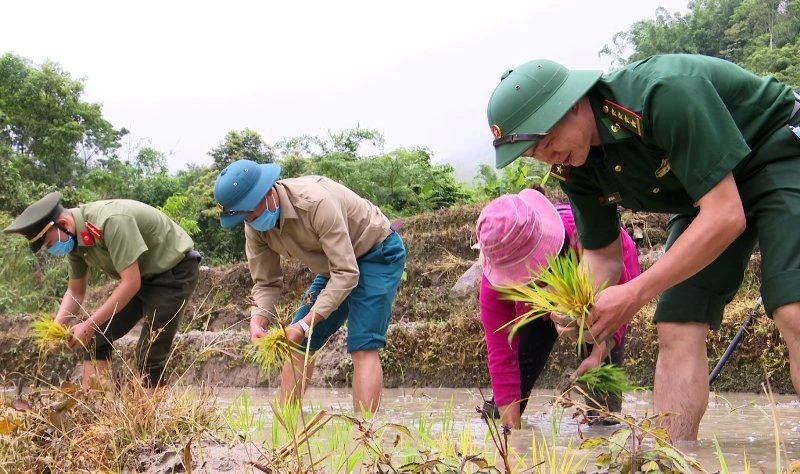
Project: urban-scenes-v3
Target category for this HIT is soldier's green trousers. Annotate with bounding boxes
[86,252,200,387]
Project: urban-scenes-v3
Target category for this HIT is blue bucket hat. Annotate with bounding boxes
[213,160,281,228]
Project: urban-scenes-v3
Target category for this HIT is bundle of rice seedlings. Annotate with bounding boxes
[30,315,71,351]
[575,364,641,399]
[246,325,307,375]
[497,247,605,351]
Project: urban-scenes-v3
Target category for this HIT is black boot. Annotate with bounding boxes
[480,398,501,420]
[584,390,622,426]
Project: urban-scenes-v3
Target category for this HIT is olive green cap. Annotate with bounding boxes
[487,59,602,168]
[2,192,64,253]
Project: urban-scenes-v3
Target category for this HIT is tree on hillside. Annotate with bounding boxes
[0,53,125,187]
[726,0,788,52]
[133,146,168,177]
[358,147,468,215]
[600,7,697,67]
[209,128,275,170]
[741,43,800,88]
[274,126,384,163]
[180,165,247,263]
[75,145,180,206]
[326,125,384,157]
[600,0,799,81]
[78,157,138,200]
[688,0,743,58]
[473,158,551,199]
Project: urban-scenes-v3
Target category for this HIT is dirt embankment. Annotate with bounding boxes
[0,202,790,393]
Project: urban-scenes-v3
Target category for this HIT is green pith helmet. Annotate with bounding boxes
[487,59,602,168]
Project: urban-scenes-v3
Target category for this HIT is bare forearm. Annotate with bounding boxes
[88,279,139,327]
[628,174,745,303]
[55,277,87,324]
[55,291,84,323]
[582,238,623,291]
[498,402,521,429]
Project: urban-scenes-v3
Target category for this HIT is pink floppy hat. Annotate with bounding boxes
[477,188,565,288]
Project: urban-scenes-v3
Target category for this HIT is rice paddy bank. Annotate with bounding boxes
[0,203,792,393]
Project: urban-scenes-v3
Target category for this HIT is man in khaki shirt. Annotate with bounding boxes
[3,193,200,389]
[214,159,406,414]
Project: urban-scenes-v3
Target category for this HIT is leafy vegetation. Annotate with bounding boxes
[600,0,800,88]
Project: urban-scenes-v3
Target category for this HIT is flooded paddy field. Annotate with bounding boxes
[216,387,800,472]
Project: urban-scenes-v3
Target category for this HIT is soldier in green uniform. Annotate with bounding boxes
[485,54,800,441]
[3,193,201,389]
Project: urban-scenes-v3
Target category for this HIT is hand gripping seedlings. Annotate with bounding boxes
[576,363,641,400]
[497,247,604,352]
[246,325,307,375]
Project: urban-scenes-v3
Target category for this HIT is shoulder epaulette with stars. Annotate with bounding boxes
[549,163,571,182]
[601,99,643,137]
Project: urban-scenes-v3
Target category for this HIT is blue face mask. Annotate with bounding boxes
[47,228,75,256]
[247,195,280,232]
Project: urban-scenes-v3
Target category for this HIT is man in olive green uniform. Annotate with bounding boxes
[486,54,800,441]
[3,193,200,388]
[213,159,406,415]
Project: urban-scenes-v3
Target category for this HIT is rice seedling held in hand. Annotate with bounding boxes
[575,364,641,400]
[30,314,72,351]
[246,325,307,375]
[497,247,606,351]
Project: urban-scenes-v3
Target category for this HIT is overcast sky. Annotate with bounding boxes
[1,0,689,180]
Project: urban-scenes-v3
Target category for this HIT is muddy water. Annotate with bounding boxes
[216,387,799,472]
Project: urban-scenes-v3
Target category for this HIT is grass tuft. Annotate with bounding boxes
[496,247,604,350]
[30,315,71,351]
[246,326,306,375]
[575,364,641,399]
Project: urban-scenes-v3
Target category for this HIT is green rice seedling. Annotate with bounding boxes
[497,247,605,351]
[222,390,268,442]
[713,436,731,474]
[30,314,72,351]
[575,364,641,400]
[246,325,306,375]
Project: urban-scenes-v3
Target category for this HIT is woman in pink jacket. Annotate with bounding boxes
[477,188,641,429]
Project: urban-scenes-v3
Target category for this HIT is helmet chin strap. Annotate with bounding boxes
[55,222,76,240]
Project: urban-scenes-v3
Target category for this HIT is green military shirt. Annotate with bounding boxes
[559,54,796,249]
[67,200,194,279]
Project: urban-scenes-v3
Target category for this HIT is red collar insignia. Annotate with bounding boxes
[79,221,102,246]
[80,231,93,246]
